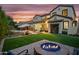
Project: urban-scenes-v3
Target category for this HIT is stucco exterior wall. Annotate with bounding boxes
[68,21,78,35]
[59,22,63,34]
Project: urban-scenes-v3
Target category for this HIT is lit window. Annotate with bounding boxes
[63,21,69,30]
[72,21,77,27]
[62,9,68,16]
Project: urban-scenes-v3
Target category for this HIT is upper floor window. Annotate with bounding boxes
[72,21,77,27]
[62,9,68,16]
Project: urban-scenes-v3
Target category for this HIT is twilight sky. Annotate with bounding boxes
[0,4,79,23]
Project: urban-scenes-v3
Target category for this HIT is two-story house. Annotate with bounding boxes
[48,5,78,35]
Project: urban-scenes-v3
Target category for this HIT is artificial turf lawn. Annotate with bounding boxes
[3,33,79,51]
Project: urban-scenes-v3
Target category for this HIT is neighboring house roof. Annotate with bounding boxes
[15,20,32,26]
[18,23,31,28]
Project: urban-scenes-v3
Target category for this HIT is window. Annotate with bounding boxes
[72,21,77,27]
[62,9,68,16]
[63,21,69,30]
